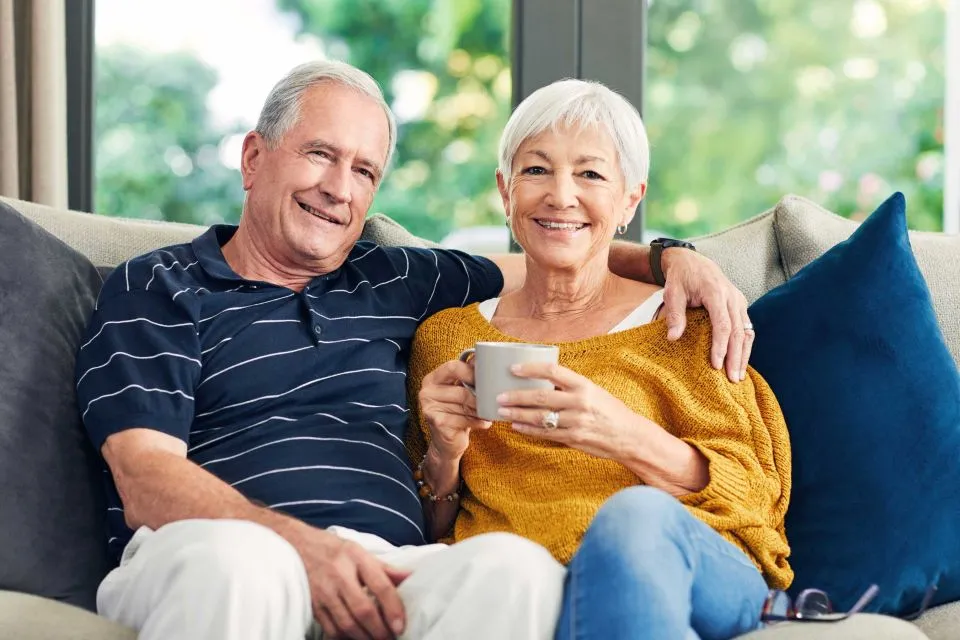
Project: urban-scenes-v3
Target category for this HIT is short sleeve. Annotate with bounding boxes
[388,247,503,319]
[75,288,202,451]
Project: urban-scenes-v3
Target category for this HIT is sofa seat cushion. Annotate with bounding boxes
[0,201,114,609]
[736,614,927,639]
[772,193,960,367]
[0,591,135,640]
[913,601,960,640]
[748,193,960,614]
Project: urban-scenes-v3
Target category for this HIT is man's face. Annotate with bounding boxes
[240,82,390,273]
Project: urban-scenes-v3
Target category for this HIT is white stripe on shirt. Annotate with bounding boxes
[194,368,407,418]
[231,464,420,502]
[80,318,195,351]
[199,436,409,469]
[83,384,194,419]
[269,498,424,537]
[78,351,201,386]
[197,345,315,388]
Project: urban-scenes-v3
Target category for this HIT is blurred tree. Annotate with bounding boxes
[95,45,244,225]
[644,0,946,235]
[94,0,947,238]
[276,0,511,240]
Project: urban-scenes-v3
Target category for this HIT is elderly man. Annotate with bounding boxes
[76,60,754,640]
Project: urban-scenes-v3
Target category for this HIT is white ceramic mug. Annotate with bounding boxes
[458,342,560,421]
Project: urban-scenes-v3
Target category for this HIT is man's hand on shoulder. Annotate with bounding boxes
[290,523,410,640]
[660,248,753,383]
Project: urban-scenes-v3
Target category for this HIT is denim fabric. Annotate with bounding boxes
[556,487,768,640]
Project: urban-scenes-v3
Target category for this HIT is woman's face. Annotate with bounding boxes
[499,124,644,273]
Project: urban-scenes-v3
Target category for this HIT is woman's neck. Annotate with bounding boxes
[511,254,618,321]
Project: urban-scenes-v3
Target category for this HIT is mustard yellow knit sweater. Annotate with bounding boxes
[407,304,793,589]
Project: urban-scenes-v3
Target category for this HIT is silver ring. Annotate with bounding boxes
[743,322,755,332]
[543,410,560,430]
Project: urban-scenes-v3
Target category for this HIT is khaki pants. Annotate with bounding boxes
[97,519,564,640]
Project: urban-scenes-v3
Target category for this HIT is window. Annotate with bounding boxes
[86,0,957,240]
[93,0,511,249]
[644,0,950,236]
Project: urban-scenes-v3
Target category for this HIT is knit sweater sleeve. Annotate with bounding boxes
[674,365,793,589]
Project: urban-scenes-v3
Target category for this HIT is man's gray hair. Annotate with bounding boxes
[255,59,398,170]
[498,79,650,191]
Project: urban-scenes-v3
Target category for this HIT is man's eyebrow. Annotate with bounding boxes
[302,140,384,179]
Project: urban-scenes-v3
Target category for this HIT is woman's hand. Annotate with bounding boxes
[495,362,651,460]
[497,362,710,495]
[418,359,493,463]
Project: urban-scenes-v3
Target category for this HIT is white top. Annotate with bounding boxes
[477,289,665,334]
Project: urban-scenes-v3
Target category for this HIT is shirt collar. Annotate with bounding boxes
[192,224,246,282]
[191,224,348,285]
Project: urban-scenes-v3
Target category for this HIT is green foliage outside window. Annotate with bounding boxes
[94,0,947,239]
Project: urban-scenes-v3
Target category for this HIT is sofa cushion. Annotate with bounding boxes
[772,194,960,367]
[3,196,438,267]
[693,206,787,304]
[0,201,113,610]
[748,192,960,615]
[0,591,135,640]
[737,613,928,639]
[913,601,960,640]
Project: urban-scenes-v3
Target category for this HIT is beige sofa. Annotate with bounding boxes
[1,194,958,640]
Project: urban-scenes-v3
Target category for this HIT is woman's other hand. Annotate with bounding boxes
[495,362,647,460]
[419,359,492,462]
[497,362,710,495]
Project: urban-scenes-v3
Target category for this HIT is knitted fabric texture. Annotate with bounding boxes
[407,305,793,589]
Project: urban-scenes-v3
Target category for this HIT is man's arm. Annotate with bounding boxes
[484,242,753,382]
[103,428,409,639]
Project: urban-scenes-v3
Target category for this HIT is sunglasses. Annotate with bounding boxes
[760,583,937,624]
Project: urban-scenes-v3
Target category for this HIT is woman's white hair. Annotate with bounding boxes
[498,79,649,191]
[255,59,398,170]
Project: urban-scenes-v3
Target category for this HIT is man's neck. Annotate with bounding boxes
[221,223,323,292]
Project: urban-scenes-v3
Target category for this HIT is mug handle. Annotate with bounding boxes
[458,348,476,395]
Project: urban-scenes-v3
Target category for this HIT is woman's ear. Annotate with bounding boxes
[496,170,511,214]
[621,182,646,226]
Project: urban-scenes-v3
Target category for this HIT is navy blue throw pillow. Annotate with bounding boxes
[748,192,960,615]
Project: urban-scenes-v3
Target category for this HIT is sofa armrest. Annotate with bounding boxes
[0,591,135,640]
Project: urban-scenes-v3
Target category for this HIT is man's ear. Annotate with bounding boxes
[621,182,647,227]
[240,131,266,191]
[496,170,511,219]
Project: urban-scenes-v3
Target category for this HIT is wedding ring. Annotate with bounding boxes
[743,321,755,332]
[543,410,560,430]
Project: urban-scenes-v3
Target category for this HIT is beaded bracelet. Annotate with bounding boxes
[413,454,461,503]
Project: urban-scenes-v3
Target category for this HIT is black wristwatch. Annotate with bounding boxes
[649,237,696,286]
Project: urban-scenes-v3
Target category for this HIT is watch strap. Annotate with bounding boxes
[649,238,696,287]
[650,242,667,286]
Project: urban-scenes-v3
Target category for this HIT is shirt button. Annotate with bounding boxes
[313,324,323,336]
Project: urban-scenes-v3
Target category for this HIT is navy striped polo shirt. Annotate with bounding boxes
[75,225,502,560]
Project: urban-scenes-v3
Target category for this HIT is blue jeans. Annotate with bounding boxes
[556,487,769,640]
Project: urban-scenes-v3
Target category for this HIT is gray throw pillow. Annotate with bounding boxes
[0,201,112,611]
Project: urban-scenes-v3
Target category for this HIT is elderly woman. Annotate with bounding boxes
[407,79,792,640]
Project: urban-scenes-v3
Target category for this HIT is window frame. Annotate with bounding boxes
[945,0,960,234]
[65,0,94,213]
[512,0,648,244]
[70,0,956,235]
